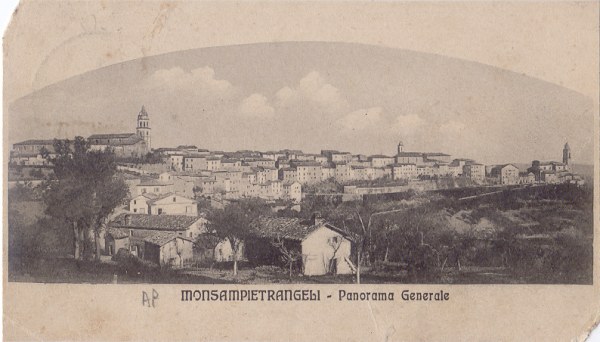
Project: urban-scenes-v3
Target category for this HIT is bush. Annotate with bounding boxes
[112,248,158,275]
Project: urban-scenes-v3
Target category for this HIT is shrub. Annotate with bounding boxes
[112,248,158,275]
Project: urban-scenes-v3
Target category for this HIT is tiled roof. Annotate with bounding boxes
[250,217,350,241]
[88,133,145,146]
[146,193,196,204]
[143,231,193,246]
[106,227,130,239]
[132,192,159,200]
[109,213,200,231]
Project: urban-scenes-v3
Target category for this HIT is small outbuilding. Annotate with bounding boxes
[249,217,355,276]
[143,231,195,267]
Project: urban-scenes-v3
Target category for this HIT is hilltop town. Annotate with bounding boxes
[9,106,585,202]
[7,106,590,284]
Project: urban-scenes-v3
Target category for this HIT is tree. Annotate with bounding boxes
[44,137,128,261]
[270,236,302,279]
[326,202,407,284]
[206,199,271,276]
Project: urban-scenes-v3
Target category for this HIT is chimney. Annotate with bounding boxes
[311,213,325,226]
[125,214,132,225]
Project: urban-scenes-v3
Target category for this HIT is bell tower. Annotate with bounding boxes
[397,141,404,155]
[136,105,151,149]
[562,142,571,168]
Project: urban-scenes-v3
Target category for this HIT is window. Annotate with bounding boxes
[133,209,137,213]
[158,208,163,215]
[173,197,176,202]
[134,200,137,205]
[129,230,133,236]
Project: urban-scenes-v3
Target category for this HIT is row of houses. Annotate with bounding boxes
[105,213,354,276]
[125,170,302,203]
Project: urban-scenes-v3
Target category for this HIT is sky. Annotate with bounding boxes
[6,42,595,165]
[4,2,598,165]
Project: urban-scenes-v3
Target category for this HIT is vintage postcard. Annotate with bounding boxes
[3,1,599,341]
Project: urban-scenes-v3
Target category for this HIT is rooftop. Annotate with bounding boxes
[250,217,350,241]
[424,152,451,157]
[146,193,196,205]
[138,178,172,186]
[106,227,130,239]
[13,139,56,146]
[143,231,193,246]
[88,133,137,140]
[109,213,201,231]
[396,152,424,157]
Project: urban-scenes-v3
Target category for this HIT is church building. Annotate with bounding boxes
[87,106,151,158]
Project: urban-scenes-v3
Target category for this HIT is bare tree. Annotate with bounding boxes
[326,236,343,275]
[270,236,302,279]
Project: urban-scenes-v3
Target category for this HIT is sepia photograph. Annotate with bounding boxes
[7,34,594,286]
[3,1,599,341]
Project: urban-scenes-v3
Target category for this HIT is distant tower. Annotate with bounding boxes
[397,141,404,155]
[136,105,151,149]
[563,142,571,168]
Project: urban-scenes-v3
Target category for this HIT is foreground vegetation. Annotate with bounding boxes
[8,161,593,285]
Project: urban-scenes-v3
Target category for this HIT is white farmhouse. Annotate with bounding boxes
[147,193,198,216]
[250,217,355,276]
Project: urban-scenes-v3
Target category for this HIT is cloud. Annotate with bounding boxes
[238,93,275,118]
[439,120,466,136]
[393,114,425,136]
[145,66,234,96]
[275,71,346,113]
[339,107,383,131]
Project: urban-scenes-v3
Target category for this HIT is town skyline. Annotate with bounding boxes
[7,42,595,165]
